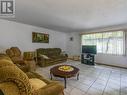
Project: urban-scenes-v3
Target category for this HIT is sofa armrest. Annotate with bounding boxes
[0,66,32,95]
[0,82,20,95]
[63,54,68,57]
[37,56,46,63]
[61,53,68,57]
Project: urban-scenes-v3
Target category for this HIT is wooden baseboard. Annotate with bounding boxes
[67,59,81,61]
[96,62,127,69]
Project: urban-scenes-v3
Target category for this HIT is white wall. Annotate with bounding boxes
[0,19,67,53]
[66,29,127,68]
[0,19,126,68]
[66,32,81,55]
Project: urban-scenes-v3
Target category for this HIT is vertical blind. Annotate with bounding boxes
[81,31,125,55]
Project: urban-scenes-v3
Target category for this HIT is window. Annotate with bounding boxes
[81,31,125,55]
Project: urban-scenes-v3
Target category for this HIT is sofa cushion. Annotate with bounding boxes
[29,78,47,91]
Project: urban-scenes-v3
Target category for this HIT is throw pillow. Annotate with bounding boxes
[29,78,47,91]
[39,54,50,59]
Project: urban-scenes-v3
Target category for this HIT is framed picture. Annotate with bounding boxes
[32,32,49,43]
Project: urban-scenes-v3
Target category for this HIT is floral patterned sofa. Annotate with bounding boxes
[37,48,68,67]
[0,54,64,95]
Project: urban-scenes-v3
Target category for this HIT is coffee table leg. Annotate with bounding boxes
[77,73,79,80]
[50,72,52,80]
[64,78,67,88]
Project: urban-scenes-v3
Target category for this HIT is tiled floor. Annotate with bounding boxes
[36,60,127,95]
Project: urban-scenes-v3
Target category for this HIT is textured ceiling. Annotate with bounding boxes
[4,0,127,32]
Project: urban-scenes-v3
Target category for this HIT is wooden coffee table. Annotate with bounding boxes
[50,65,79,88]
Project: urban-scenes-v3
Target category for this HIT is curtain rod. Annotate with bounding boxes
[80,29,127,35]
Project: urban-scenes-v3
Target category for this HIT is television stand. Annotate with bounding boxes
[81,53,95,65]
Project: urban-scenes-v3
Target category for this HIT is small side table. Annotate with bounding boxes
[24,51,37,71]
[81,54,95,65]
[24,51,37,63]
[25,60,36,71]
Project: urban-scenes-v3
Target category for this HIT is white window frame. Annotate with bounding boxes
[81,31,126,56]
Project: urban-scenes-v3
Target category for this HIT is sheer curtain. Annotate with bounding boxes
[81,31,125,55]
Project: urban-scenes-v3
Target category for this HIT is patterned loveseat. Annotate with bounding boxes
[37,48,68,67]
[0,54,64,95]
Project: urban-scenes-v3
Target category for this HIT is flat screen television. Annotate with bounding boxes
[82,45,97,54]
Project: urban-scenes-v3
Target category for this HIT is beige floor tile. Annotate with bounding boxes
[70,88,85,95]
[64,84,74,93]
[76,83,90,92]
[36,60,127,95]
[64,91,70,95]
[86,87,103,95]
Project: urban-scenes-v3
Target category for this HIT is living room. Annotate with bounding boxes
[0,0,127,95]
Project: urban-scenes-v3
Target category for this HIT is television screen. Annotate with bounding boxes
[82,45,97,54]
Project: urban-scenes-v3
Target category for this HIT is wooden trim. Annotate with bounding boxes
[96,62,127,69]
